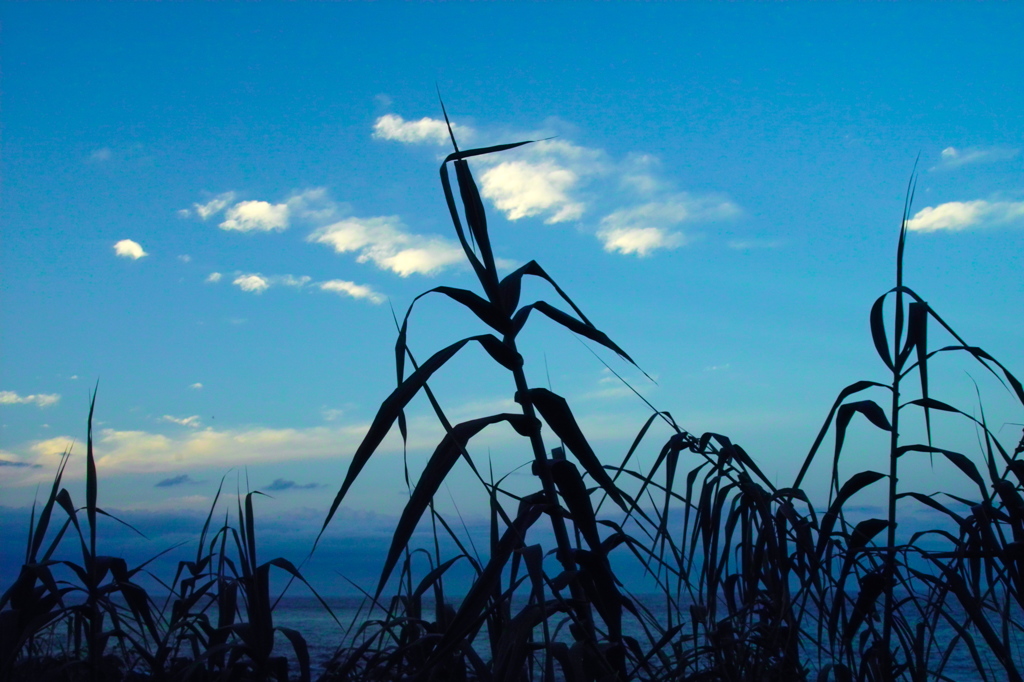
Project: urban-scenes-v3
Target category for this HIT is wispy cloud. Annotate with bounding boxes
[319,279,386,304]
[265,478,319,492]
[321,407,345,422]
[231,273,313,294]
[90,147,112,162]
[220,200,290,232]
[155,474,197,488]
[599,226,683,256]
[114,239,148,260]
[186,192,237,220]
[0,391,60,408]
[372,114,470,145]
[598,196,740,256]
[178,254,192,263]
[308,216,464,277]
[206,272,222,283]
[907,199,1024,233]
[161,415,202,428]
[189,383,203,390]
[930,146,1019,171]
[184,188,339,226]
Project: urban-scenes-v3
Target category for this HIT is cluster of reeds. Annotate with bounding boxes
[0,393,334,682]
[314,124,1024,681]
[2,117,1022,681]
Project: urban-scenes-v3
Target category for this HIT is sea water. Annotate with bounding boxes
[268,594,1020,681]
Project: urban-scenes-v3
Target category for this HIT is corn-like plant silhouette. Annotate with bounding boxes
[316,120,1024,682]
[2,112,1023,682]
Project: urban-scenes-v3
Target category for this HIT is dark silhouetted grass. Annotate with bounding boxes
[3,117,1022,682]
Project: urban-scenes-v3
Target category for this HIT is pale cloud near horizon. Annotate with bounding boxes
[0,391,61,408]
[4,409,526,488]
[14,423,385,482]
[308,216,464,277]
[907,199,1024,233]
[114,239,148,260]
[930,146,1019,171]
[319,279,386,304]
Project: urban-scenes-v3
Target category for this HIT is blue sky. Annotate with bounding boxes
[2,4,1022,590]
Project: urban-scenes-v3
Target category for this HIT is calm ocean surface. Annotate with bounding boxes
[267,595,1017,680]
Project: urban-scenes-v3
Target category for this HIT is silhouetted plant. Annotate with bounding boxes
[3,111,1023,682]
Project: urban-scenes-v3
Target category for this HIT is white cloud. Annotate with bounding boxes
[320,279,386,304]
[233,274,270,293]
[907,200,1024,233]
[206,272,222,283]
[599,227,684,256]
[308,216,464,277]
[480,160,584,223]
[0,391,60,408]
[372,114,470,145]
[114,239,148,260]
[190,192,237,220]
[161,415,202,428]
[477,140,604,224]
[219,200,290,232]
[931,146,1019,171]
[189,383,203,390]
[374,114,744,256]
[178,254,192,263]
[597,196,739,256]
